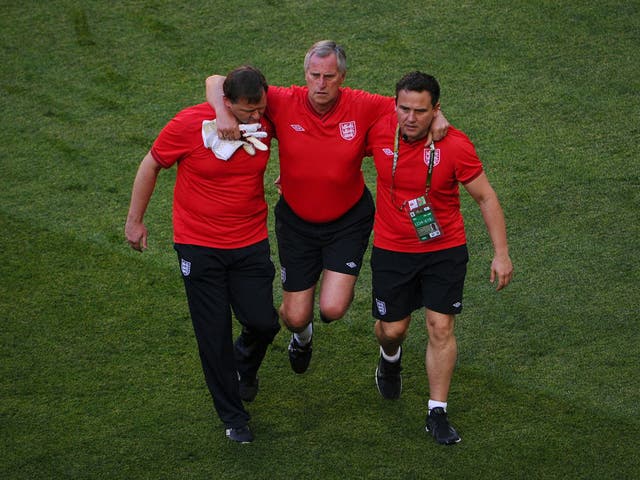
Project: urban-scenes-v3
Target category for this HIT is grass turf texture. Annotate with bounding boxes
[2,0,639,478]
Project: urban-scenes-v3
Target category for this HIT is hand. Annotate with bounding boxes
[426,110,450,144]
[274,175,282,194]
[490,254,513,291]
[216,107,241,140]
[125,220,148,252]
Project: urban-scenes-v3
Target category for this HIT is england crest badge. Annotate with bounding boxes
[424,148,441,166]
[375,298,387,316]
[180,259,191,277]
[339,121,356,140]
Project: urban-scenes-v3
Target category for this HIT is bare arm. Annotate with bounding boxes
[205,74,241,139]
[464,172,513,290]
[427,110,450,144]
[124,152,163,252]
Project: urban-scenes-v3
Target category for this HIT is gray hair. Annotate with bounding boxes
[304,40,347,75]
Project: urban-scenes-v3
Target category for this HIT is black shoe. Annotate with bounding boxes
[426,407,461,445]
[375,348,402,399]
[237,372,259,402]
[225,425,254,444]
[288,335,312,374]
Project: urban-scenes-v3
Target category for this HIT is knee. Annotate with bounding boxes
[376,320,408,344]
[318,296,352,323]
[427,317,455,345]
[241,313,281,343]
[279,303,312,332]
[261,320,281,343]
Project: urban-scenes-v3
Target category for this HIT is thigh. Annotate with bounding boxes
[420,245,468,315]
[174,244,233,340]
[228,240,278,331]
[322,221,372,276]
[370,247,422,322]
[322,188,374,276]
[318,269,357,316]
[275,199,323,292]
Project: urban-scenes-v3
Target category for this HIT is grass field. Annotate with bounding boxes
[2,1,639,478]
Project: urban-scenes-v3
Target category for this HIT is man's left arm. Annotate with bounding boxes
[464,172,514,290]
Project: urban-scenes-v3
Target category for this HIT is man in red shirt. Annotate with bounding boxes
[207,41,448,375]
[125,66,280,444]
[366,71,513,445]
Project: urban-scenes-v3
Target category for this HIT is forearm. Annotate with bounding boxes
[205,75,227,112]
[126,152,161,223]
[429,110,450,143]
[205,74,239,137]
[478,195,509,257]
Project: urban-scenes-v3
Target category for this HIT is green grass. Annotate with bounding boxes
[2,0,639,478]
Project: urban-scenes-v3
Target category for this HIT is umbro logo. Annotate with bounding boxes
[346,262,357,269]
[383,148,394,156]
[290,124,305,132]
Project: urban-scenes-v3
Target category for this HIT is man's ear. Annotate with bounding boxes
[222,96,233,110]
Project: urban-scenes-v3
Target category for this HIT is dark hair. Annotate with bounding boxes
[395,71,440,106]
[223,65,268,104]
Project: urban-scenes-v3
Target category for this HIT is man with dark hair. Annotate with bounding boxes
[125,65,279,444]
[206,42,449,376]
[366,71,513,445]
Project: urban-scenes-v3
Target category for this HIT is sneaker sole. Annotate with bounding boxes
[425,425,462,445]
[225,430,254,444]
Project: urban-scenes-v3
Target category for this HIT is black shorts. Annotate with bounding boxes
[275,188,374,292]
[371,245,469,321]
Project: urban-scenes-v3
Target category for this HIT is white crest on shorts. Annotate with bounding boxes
[339,121,356,140]
[180,259,191,276]
[346,261,357,269]
[453,301,462,308]
[375,298,387,316]
[280,266,286,284]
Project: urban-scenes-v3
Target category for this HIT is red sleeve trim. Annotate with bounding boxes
[461,168,484,185]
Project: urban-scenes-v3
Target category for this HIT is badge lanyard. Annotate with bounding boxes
[389,124,443,241]
[390,124,435,211]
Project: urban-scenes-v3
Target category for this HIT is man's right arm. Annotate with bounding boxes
[125,152,163,252]
[205,75,241,139]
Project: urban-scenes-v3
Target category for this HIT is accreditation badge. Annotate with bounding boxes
[406,195,442,242]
